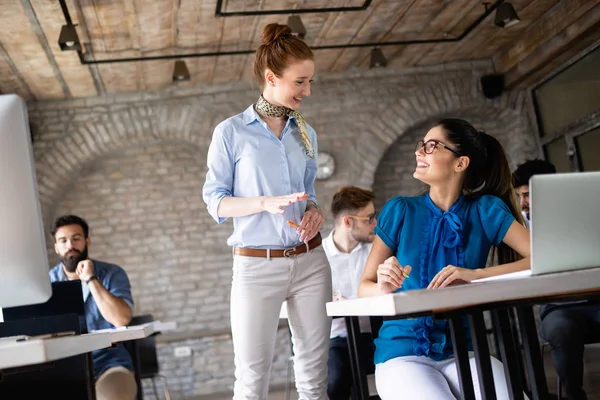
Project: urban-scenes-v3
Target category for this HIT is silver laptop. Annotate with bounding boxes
[530,171,600,275]
[474,171,600,282]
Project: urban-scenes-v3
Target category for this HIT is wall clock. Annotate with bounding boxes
[316,152,335,180]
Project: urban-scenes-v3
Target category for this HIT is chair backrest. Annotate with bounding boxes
[124,314,160,378]
[0,313,96,400]
[369,316,383,339]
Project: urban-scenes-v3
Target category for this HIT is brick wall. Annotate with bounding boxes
[27,61,539,399]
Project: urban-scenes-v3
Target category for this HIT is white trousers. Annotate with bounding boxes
[375,354,526,400]
[231,246,332,400]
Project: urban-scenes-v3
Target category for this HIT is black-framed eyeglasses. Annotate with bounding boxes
[416,139,462,157]
[348,212,377,224]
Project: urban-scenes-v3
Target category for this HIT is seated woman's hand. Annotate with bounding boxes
[427,265,481,289]
[376,257,411,295]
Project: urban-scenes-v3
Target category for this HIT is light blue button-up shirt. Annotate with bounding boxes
[203,104,319,248]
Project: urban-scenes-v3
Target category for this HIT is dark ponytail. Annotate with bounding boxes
[437,118,524,265]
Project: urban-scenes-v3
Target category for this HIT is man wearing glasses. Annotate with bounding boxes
[323,186,377,400]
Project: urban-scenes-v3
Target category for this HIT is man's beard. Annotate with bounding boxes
[60,247,88,273]
[351,228,375,244]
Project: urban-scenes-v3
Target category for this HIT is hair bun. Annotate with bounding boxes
[262,23,293,46]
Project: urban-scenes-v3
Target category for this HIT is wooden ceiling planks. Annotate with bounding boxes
[309,0,385,71]
[333,0,413,71]
[1,0,598,99]
[0,44,33,100]
[462,0,560,61]
[135,0,174,91]
[434,1,535,65]
[391,0,475,68]
[495,0,599,75]
[0,0,65,99]
[411,1,484,66]
[30,0,98,98]
[500,1,600,88]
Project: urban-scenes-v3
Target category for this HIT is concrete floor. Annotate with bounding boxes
[200,345,600,400]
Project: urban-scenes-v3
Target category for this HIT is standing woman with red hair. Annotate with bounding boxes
[203,23,331,400]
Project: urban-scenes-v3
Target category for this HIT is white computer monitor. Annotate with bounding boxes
[0,94,52,310]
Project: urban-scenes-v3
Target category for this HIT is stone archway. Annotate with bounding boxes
[370,108,536,210]
[333,77,536,198]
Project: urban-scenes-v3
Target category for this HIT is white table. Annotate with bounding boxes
[0,320,177,371]
[0,331,112,370]
[327,267,600,318]
[92,320,178,343]
[327,267,600,400]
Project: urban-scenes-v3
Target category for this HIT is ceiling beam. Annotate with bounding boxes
[65,0,106,94]
[21,0,71,98]
[0,42,34,99]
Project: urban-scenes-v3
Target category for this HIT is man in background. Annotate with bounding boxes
[49,214,137,400]
[513,160,600,400]
[512,158,556,228]
[323,187,377,400]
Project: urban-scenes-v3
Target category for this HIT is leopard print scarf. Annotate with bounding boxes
[255,95,315,159]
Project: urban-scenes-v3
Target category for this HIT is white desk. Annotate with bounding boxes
[92,320,178,343]
[0,331,112,370]
[0,320,177,371]
[327,267,600,317]
[326,267,600,400]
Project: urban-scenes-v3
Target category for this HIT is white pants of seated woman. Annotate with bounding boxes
[375,354,525,400]
[231,247,332,400]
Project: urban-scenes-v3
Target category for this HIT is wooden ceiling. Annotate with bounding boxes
[1,0,599,101]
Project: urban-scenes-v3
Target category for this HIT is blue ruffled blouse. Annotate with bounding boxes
[373,193,515,364]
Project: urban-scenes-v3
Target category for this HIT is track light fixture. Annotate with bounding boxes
[494,2,520,28]
[58,24,81,51]
[172,60,190,82]
[287,15,307,40]
[369,47,387,68]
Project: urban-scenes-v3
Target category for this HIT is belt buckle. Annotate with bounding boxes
[283,247,296,258]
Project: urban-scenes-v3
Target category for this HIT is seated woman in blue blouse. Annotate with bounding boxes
[358,118,531,400]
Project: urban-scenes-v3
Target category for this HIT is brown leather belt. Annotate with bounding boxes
[234,233,322,258]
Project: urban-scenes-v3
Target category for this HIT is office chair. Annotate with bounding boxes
[124,314,171,400]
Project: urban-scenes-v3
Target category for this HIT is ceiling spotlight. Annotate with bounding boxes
[494,2,520,28]
[172,60,190,82]
[369,47,387,68]
[287,15,307,40]
[58,24,81,51]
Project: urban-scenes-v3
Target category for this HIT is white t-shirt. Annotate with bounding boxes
[322,230,372,339]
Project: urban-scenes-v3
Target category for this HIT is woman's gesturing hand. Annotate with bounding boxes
[261,192,309,214]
